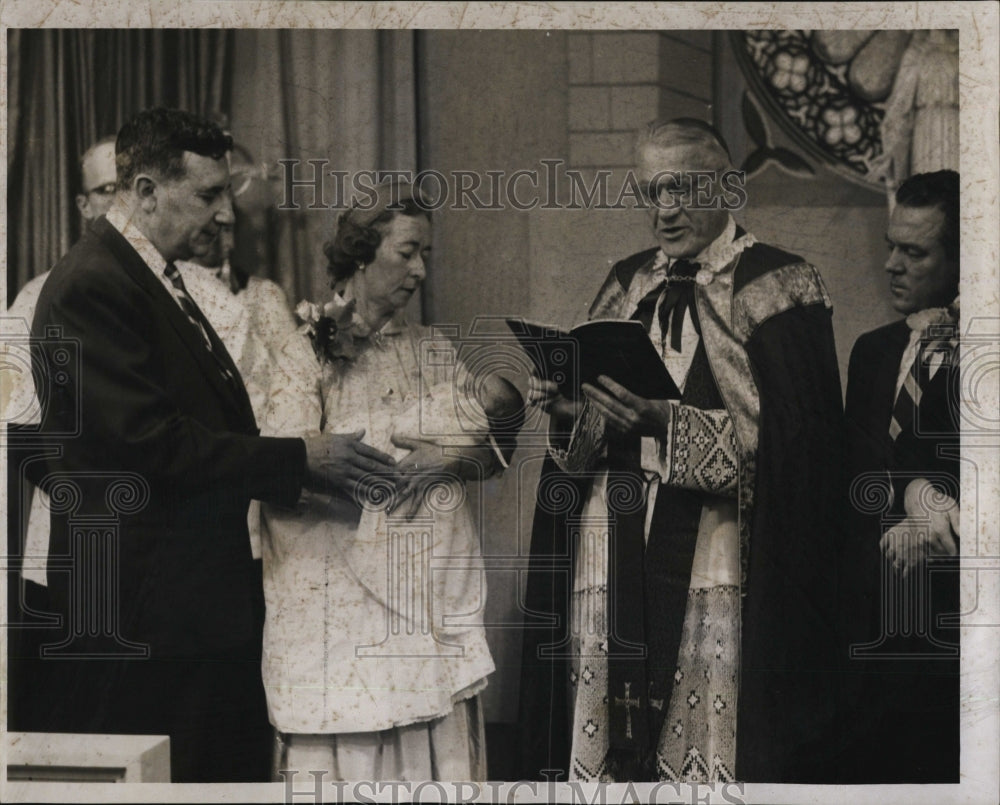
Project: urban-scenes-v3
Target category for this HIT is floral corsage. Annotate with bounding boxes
[295,295,363,364]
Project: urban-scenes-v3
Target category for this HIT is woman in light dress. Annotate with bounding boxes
[261,181,521,781]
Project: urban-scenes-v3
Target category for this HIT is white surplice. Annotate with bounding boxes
[557,219,753,782]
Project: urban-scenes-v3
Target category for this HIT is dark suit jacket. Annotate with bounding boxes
[841,318,960,783]
[846,319,960,516]
[31,218,306,730]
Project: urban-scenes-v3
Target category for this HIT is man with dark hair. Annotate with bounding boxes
[30,107,396,782]
[519,117,844,782]
[113,106,232,188]
[841,169,960,782]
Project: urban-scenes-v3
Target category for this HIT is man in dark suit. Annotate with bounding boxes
[30,108,396,782]
[842,169,960,782]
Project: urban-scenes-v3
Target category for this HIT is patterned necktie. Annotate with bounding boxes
[888,321,958,441]
[163,262,237,386]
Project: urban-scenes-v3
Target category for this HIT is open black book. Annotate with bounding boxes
[506,318,680,402]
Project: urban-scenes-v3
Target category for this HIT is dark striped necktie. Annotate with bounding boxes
[888,323,957,441]
[163,261,238,386]
[888,348,925,441]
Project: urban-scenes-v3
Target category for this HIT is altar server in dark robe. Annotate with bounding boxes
[840,169,960,783]
[518,118,844,783]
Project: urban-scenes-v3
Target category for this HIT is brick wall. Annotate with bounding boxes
[567,32,714,169]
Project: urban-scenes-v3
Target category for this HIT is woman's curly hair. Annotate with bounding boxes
[323,197,430,285]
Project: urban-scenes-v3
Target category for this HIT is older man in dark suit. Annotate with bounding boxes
[842,169,960,783]
[30,108,396,782]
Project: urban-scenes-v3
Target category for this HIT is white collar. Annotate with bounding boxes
[906,296,960,333]
[105,203,169,275]
[331,291,406,342]
[651,216,756,286]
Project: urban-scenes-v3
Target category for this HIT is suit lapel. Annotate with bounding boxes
[93,218,257,430]
[201,313,257,428]
[874,321,912,426]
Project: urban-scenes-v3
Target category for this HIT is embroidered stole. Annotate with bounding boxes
[605,313,724,779]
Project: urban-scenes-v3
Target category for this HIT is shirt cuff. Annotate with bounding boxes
[639,434,668,480]
[488,433,510,472]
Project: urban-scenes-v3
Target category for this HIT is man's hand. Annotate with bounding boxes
[527,375,581,430]
[582,375,672,438]
[881,478,960,578]
[302,430,397,501]
[387,434,494,519]
[947,504,960,540]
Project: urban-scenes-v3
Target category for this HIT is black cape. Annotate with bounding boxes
[518,242,845,783]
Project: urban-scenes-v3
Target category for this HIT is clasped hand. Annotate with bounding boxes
[880,478,960,579]
[387,435,498,519]
[303,429,397,503]
[305,430,495,518]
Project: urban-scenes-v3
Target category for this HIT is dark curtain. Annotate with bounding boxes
[7,29,233,304]
[228,29,417,308]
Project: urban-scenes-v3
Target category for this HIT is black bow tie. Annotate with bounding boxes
[632,259,701,351]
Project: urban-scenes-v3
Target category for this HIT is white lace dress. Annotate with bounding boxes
[259,318,494,779]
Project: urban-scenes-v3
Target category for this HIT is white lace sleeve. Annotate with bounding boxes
[261,329,323,439]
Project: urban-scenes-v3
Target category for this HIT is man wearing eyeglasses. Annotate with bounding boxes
[520,118,844,783]
[6,138,121,655]
[75,136,118,221]
[6,138,118,333]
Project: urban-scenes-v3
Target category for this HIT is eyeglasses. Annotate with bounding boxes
[86,182,117,197]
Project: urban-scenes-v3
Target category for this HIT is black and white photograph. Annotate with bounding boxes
[1,2,997,803]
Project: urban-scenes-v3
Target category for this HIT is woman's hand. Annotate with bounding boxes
[388,435,495,518]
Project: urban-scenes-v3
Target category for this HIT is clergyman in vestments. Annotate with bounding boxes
[518,118,844,783]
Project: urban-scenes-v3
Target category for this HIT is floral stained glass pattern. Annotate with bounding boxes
[732,30,919,187]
